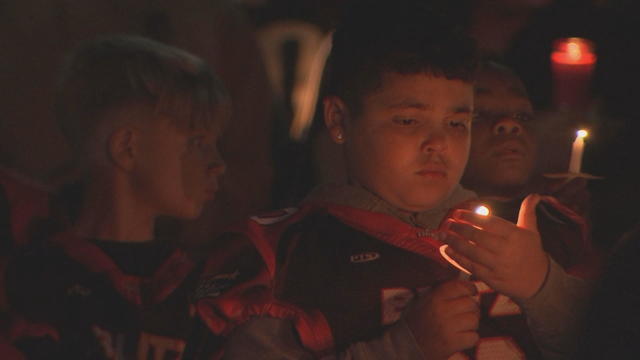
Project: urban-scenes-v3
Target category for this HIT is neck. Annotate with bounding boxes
[474,183,527,201]
[74,173,155,243]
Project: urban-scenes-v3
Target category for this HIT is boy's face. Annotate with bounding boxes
[462,68,535,197]
[132,116,225,219]
[340,73,473,213]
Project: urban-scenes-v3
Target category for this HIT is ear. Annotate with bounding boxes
[107,127,137,171]
[323,96,349,144]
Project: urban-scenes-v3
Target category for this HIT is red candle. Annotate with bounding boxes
[551,37,596,110]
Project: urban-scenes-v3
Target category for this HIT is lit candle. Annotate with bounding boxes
[569,129,588,173]
[439,205,491,277]
[550,37,596,110]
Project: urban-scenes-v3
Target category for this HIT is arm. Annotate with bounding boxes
[222,317,426,360]
[518,257,591,360]
[222,280,479,360]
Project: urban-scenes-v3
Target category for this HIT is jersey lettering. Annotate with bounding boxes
[473,281,522,317]
[350,252,380,263]
[92,326,125,359]
[137,333,185,360]
[91,326,185,360]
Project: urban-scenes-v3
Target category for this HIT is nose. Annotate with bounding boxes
[492,117,522,136]
[207,145,226,176]
[209,159,226,176]
[421,130,447,153]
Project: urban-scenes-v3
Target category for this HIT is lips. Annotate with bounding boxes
[491,140,528,160]
[416,165,447,178]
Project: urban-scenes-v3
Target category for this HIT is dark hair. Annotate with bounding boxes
[323,0,478,115]
[55,34,230,155]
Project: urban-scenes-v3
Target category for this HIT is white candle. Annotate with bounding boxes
[569,130,588,173]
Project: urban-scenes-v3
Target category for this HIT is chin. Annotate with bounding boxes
[493,172,530,188]
[171,203,205,220]
[402,191,452,213]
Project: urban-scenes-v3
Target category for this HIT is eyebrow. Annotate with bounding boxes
[452,105,472,114]
[387,101,472,114]
[388,100,433,110]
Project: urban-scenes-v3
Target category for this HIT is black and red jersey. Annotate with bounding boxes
[232,197,592,359]
[0,170,50,252]
[4,229,269,360]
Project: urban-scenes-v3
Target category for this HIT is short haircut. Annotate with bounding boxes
[477,60,530,98]
[323,0,478,115]
[55,34,230,155]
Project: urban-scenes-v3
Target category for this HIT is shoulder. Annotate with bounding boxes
[6,241,80,320]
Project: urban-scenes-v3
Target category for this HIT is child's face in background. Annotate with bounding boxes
[344,73,473,213]
[132,116,225,219]
[462,68,535,196]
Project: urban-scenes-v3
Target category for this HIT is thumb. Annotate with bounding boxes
[517,194,541,231]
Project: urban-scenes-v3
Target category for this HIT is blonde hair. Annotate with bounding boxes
[55,34,230,156]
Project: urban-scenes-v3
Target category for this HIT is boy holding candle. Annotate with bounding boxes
[222,2,591,359]
[2,35,267,359]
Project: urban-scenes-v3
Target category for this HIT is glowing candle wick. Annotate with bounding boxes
[474,205,490,216]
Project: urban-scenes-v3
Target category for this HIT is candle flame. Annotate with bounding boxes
[577,129,588,139]
[567,40,583,61]
[474,205,490,216]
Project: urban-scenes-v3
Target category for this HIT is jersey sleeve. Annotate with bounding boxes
[222,317,426,360]
[3,247,63,359]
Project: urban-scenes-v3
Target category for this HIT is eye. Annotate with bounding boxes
[188,136,205,148]
[392,117,418,126]
[513,112,534,123]
[449,118,469,130]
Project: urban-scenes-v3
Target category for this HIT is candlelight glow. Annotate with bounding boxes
[551,37,596,65]
[474,205,490,216]
[439,245,472,275]
[567,41,582,62]
[577,129,588,138]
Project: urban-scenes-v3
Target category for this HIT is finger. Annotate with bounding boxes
[554,177,587,196]
[445,246,494,279]
[450,209,517,237]
[433,280,477,300]
[450,311,480,332]
[517,193,541,231]
[453,331,480,351]
[444,220,502,254]
[442,231,496,270]
[447,295,480,315]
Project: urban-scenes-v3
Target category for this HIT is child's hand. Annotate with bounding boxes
[442,194,549,301]
[406,280,479,359]
[543,177,590,217]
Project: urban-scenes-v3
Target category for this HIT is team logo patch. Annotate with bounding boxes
[67,284,92,297]
[250,207,298,225]
[194,270,240,300]
[350,252,380,263]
